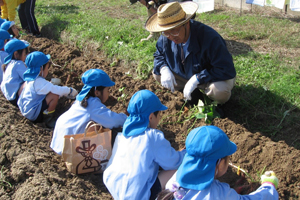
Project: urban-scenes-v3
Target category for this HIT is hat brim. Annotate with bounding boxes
[145,2,198,32]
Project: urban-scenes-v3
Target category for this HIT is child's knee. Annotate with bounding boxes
[46,93,59,104]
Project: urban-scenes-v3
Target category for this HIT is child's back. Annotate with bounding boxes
[160,126,279,200]
[165,175,278,200]
[51,96,127,155]
[1,59,27,100]
[0,29,11,83]
[0,39,29,105]
[18,76,73,121]
[103,90,186,200]
[17,51,78,127]
[104,127,185,200]
[50,69,127,155]
[0,50,8,83]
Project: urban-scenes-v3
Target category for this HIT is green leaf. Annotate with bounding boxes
[194,113,206,119]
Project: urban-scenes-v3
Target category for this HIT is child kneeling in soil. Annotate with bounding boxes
[50,68,127,155]
[103,89,186,200]
[157,125,279,200]
[17,51,78,128]
[1,39,29,106]
[0,29,12,83]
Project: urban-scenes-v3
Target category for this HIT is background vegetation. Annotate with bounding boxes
[24,0,300,147]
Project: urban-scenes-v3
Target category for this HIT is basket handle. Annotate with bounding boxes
[84,121,103,137]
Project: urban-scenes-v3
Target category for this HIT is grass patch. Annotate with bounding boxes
[200,10,300,48]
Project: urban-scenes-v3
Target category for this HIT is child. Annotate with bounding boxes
[50,68,127,155]
[1,20,19,38]
[103,89,186,200]
[157,125,279,200]
[0,29,12,83]
[17,51,78,128]
[1,38,29,106]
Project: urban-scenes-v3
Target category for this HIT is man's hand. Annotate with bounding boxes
[160,66,177,92]
[183,75,199,100]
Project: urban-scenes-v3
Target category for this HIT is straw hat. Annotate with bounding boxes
[145,2,198,32]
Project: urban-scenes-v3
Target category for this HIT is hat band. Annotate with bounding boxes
[158,15,186,27]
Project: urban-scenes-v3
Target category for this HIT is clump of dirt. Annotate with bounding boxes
[0,35,299,200]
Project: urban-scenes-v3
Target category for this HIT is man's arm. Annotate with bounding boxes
[153,36,169,75]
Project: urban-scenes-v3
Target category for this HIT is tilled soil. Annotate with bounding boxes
[0,35,299,200]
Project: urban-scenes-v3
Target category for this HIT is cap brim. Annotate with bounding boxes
[160,104,168,111]
[46,54,51,60]
[145,2,198,32]
[103,80,115,87]
[228,141,237,155]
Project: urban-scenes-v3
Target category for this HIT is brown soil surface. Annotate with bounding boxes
[0,35,299,200]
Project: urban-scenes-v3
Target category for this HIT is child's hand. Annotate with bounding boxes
[261,171,278,189]
[66,87,78,99]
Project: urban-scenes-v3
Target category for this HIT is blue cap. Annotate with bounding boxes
[0,18,7,26]
[1,21,14,31]
[4,39,29,64]
[0,29,12,49]
[23,51,51,81]
[122,90,167,137]
[176,126,237,190]
[76,69,115,101]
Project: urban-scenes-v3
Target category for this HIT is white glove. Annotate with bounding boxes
[66,87,78,99]
[183,75,199,100]
[160,66,177,92]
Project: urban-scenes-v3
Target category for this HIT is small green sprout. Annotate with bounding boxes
[0,166,12,190]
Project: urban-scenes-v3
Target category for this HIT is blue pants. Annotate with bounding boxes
[18,0,40,35]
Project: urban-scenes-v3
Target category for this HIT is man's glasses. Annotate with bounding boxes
[161,24,185,38]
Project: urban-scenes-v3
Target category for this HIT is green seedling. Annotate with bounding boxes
[0,166,12,190]
[161,91,221,132]
[118,87,128,106]
[230,162,267,183]
[182,91,221,132]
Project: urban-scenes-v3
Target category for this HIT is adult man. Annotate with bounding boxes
[145,2,236,106]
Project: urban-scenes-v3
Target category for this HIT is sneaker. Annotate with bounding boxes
[43,109,57,128]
